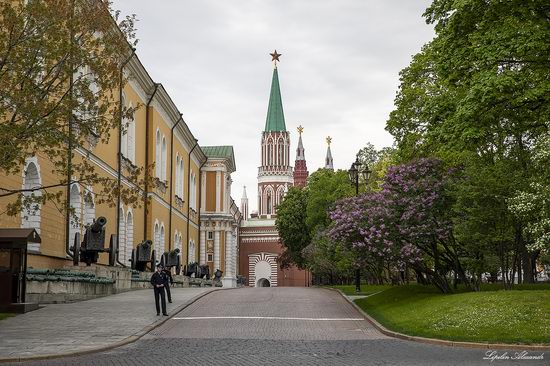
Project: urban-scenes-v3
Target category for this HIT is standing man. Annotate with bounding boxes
[162,266,174,303]
[150,264,168,316]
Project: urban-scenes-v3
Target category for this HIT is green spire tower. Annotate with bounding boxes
[264,53,286,132]
[258,50,294,218]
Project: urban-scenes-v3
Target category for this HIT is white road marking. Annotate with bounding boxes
[172,316,364,321]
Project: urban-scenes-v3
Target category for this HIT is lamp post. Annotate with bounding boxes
[348,156,371,293]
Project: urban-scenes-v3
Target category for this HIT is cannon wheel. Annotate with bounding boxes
[176,255,181,275]
[108,239,116,267]
[72,233,80,266]
[130,249,136,270]
[150,250,156,272]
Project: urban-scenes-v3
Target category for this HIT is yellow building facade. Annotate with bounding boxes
[0,54,207,271]
[199,146,242,287]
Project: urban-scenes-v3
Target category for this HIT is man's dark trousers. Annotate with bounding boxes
[154,286,167,315]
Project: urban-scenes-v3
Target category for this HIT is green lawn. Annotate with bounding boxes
[324,284,392,296]
[355,284,550,344]
[0,313,14,321]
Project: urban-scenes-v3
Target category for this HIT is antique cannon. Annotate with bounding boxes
[197,264,210,279]
[130,240,156,272]
[71,217,116,266]
[160,248,181,275]
[185,262,199,277]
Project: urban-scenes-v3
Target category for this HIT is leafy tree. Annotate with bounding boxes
[306,169,354,233]
[329,158,469,293]
[275,187,310,269]
[386,0,550,284]
[509,133,550,252]
[0,0,144,218]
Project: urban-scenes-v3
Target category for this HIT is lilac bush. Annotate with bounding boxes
[329,158,467,292]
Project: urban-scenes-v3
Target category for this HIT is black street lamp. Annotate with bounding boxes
[348,156,371,293]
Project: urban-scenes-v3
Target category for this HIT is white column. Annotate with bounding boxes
[214,229,220,270]
[225,230,232,276]
[223,228,237,288]
[200,229,206,264]
[233,227,239,278]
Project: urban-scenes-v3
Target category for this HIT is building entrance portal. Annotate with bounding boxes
[257,278,270,287]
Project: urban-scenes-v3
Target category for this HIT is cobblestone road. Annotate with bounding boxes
[6,288,547,366]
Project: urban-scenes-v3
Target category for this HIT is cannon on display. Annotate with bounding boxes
[198,264,210,279]
[70,217,116,266]
[184,262,211,279]
[129,239,156,272]
[160,248,181,275]
[185,262,199,277]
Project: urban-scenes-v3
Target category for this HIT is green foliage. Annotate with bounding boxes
[302,232,355,283]
[386,0,550,285]
[509,132,550,251]
[306,169,354,234]
[356,285,550,344]
[0,313,14,321]
[275,187,310,269]
[0,0,147,218]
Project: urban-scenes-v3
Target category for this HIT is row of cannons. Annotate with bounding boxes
[66,216,223,280]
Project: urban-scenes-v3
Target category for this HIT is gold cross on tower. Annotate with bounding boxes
[326,136,332,145]
[297,125,304,135]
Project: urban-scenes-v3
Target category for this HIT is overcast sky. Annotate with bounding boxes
[113,0,435,214]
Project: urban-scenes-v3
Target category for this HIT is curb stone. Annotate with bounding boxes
[0,287,229,364]
[329,288,550,352]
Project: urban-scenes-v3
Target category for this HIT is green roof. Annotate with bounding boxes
[264,68,286,132]
[200,145,236,172]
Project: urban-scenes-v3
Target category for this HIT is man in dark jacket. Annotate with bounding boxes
[150,264,168,316]
[162,266,174,303]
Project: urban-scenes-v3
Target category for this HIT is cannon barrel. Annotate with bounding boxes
[174,248,180,254]
[90,216,107,233]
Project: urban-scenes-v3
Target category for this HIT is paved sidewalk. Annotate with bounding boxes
[0,287,212,361]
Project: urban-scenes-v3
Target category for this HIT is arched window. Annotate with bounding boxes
[154,221,160,258]
[155,129,161,178]
[160,224,165,255]
[118,206,126,263]
[189,240,195,263]
[83,190,95,227]
[121,95,128,158]
[161,136,167,181]
[21,159,42,235]
[125,210,133,266]
[180,159,185,198]
[69,184,81,246]
[267,140,273,165]
[175,154,180,196]
[126,103,136,163]
[194,172,198,209]
[266,190,272,215]
[278,138,283,166]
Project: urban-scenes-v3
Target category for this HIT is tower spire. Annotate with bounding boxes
[294,125,309,187]
[324,136,334,170]
[264,50,286,132]
[241,186,249,221]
